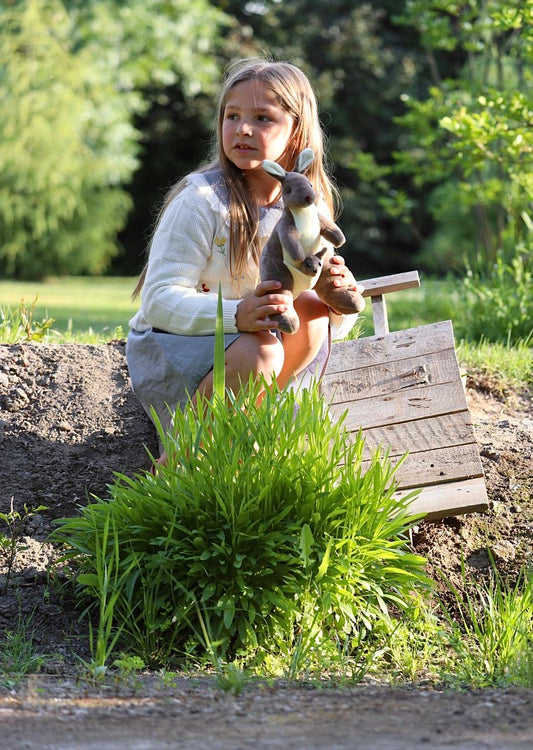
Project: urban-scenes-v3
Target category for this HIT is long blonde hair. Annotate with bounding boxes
[133,58,338,298]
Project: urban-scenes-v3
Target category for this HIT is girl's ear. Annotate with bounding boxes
[295,148,314,173]
[262,160,286,181]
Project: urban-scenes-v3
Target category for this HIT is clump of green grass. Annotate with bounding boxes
[0,299,125,345]
[439,564,533,688]
[0,297,55,343]
[52,377,429,671]
[460,248,532,346]
[458,337,533,389]
[0,611,45,688]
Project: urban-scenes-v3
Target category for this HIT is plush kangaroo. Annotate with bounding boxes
[259,148,365,334]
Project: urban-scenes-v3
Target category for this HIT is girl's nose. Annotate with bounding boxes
[237,120,252,136]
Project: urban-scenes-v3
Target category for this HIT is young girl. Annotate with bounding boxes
[127,58,361,444]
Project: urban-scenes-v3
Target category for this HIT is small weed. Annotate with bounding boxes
[0,297,55,343]
[112,654,146,693]
[440,563,533,688]
[158,668,179,689]
[214,662,250,696]
[0,611,45,687]
[0,499,48,588]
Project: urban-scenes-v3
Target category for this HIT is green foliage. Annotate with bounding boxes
[0,297,55,344]
[458,336,533,388]
[0,612,45,688]
[0,0,132,278]
[0,0,226,279]
[393,0,533,273]
[0,276,137,340]
[459,245,533,344]
[53,382,428,668]
[64,0,225,96]
[440,564,533,688]
[376,596,445,684]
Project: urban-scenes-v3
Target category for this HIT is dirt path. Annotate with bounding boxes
[2,681,533,749]
[1,341,532,748]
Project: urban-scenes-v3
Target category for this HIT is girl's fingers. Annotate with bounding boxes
[255,280,282,296]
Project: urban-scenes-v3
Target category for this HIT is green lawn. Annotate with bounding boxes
[356,275,459,337]
[1,275,530,386]
[0,276,138,337]
[0,274,457,339]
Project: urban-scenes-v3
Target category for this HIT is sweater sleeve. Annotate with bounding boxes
[139,186,240,336]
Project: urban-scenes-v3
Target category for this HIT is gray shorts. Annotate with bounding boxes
[126,328,330,431]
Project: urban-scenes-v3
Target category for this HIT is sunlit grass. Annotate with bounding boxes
[458,337,533,389]
[1,276,530,388]
[354,276,459,338]
[0,276,137,339]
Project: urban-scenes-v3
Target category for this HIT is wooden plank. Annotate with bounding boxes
[330,379,468,431]
[396,477,489,521]
[325,314,489,520]
[371,295,389,335]
[360,270,420,298]
[354,411,478,458]
[323,348,461,405]
[328,320,455,373]
[360,443,483,489]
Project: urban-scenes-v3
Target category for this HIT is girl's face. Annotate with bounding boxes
[222,80,294,172]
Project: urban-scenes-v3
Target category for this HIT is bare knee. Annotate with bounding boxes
[225,331,285,388]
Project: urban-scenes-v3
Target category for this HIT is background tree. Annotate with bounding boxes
[0,0,226,279]
[392,0,532,273]
[143,0,437,276]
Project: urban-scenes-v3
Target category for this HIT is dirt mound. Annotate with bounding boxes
[1,341,532,749]
[0,341,532,658]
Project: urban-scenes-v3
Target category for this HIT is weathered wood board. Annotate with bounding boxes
[325,320,488,521]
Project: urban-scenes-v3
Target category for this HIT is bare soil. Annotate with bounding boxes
[0,341,532,749]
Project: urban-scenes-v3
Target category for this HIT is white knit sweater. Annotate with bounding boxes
[129,169,357,340]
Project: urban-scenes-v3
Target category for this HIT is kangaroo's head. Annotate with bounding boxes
[262,149,317,210]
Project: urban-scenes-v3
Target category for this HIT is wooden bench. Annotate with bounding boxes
[323,271,489,521]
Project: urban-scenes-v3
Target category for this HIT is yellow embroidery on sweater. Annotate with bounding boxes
[215,236,227,254]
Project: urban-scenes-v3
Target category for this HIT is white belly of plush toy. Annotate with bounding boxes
[282,206,324,297]
[291,206,321,255]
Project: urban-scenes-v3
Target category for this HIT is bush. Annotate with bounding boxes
[53,380,428,668]
[458,246,532,345]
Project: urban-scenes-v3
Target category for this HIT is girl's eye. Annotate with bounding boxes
[257,115,271,122]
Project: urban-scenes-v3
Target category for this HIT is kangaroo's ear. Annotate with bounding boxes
[262,160,286,181]
[295,148,314,173]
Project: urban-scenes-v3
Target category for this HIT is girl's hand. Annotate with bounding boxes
[235,280,290,331]
[327,254,363,293]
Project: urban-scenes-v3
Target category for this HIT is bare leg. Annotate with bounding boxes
[155,301,327,467]
[155,331,283,468]
[194,329,284,402]
[277,291,329,388]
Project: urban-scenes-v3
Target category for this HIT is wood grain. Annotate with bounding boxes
[327,319,488,518]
